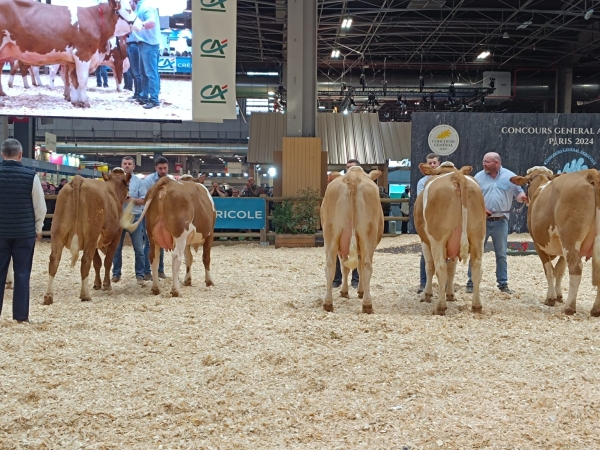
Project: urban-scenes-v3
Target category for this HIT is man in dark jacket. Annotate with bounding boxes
[0,139,47,323]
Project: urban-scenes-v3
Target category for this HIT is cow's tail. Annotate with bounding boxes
[70,176,84,268]
[456,172,469,263]
[592,170,600,287]
[121,198,152,232]
[343,174,359,270]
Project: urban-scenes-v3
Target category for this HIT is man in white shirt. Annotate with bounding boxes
[0,138,47,323]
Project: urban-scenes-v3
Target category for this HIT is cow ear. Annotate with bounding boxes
[327,172,342,183]
[419,163,434,175]
[102,172,110,182]
[369,170,382,181]
[459,165,473,175]
[509,175,528,186]
[108,0,118,10]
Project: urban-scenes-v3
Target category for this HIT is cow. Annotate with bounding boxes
[0,0,141,105]
[7,61,42,89]
[44,170,131,305]
[320,166,384,314]
[413,161,486,315]
[121,176,216,297]
[510,167,600,316]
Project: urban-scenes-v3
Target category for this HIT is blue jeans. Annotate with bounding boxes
[139,42,160,104]
[96,66,108,86]
[112,214,145,279]
[467,218,509,288]
[420,252,426,286]
[0,236,36,321]
[127,42,142,98]
[123,69,133,90]
[144,229,164,274]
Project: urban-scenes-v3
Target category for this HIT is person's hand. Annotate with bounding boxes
[36,233,42,242]
[485,209,492,216]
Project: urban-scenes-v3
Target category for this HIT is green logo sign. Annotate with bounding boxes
[200,0,227,12]
[200,39,228,58]
[201,84,228,104]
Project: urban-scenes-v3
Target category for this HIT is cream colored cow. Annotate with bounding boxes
[511,167,600,316]
[321,166,384,313]
[413,162,486,315]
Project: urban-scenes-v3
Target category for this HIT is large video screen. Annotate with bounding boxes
[0,0,192,121]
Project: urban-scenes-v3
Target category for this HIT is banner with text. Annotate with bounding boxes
[213,197,265,230]
[192,0,238,121]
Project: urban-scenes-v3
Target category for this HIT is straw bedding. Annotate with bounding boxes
[1,235,600,449]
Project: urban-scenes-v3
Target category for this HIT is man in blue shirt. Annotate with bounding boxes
[416,153,440,293]
[132,0,161,109]
[112,157,147,285]
[142,156,169,278]
[466,152,528,295]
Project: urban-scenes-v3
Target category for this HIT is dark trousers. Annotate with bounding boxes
[333,257,359,285]
[0,237,36,321]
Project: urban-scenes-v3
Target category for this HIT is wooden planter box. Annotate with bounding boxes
[275,234,316,249]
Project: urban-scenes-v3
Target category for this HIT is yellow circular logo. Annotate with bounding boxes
[427,124,460,156]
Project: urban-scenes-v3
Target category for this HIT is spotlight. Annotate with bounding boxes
[585,9,594,20]
[331,49,340,58]
[476,51,491,59]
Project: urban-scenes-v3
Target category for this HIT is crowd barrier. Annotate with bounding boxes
[41,195,410,244]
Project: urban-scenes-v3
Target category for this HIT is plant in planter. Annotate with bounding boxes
[272,187,321,248]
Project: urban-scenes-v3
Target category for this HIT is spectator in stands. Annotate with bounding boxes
[112,157,147,286]
[133,0,161,109]
[142,156,168,279]
[332,159,360,289]
[242,177,264,197]
[55,178,68,195]
[0,138,47,323]
[40,180,50,194]
[209,182,226,197]
[400,186,410,234]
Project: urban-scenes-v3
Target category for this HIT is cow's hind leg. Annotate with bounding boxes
[554,256,566,303]
[339,257,351,299]
[360,250,375,314]
[170,233,189,297]
[79,247,95,301]
[92,250,102,290]
[323,240,338,312]
[150,243,161,295]
[45,239,65,305]
[102,239,120,291]
[538,247,559,306]
[445,258,457,302]
[183,244,193,286]
[202,235,215,287]
[431,240,448,315]
[563,250,584,315]
[421,242,434,303]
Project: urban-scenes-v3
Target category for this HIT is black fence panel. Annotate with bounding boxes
[410,112,600,233]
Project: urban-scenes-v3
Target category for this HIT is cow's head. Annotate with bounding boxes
[109,0,143,34]
[510,166,557,201]
[419,162,472,177]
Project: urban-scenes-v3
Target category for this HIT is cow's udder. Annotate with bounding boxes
[446,226,462,259]
[153,219,174,251]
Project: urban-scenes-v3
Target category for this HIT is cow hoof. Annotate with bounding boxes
[471,305,482,313]
[151,287,160,295]
[183,278,192,287]
[323,303,333,312]
[205,280,215,287]
[5,282,12,290]
[81,296,92,302]
[421,293,433,303]
[591,309,600,317]
[43,295,53,305]
[556,295,564,303]
[446,294,456,302]
[358,291,364,299]
[433,307,447,316]
[564,307,576,315]
[102,284,111,292]
[362,304,373,314]
[171,290,179,298]
[93,284,102,291]
[545,298,556,307]
[340,290,349,298]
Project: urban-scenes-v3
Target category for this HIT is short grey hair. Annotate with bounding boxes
[1,139,22,158]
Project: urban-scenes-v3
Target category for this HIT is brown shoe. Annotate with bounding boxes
[143,273,152,281]
[111,276,120,283]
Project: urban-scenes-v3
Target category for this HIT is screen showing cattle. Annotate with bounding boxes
[0,0,193,121]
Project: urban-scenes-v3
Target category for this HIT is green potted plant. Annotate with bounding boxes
[272,187,320,248]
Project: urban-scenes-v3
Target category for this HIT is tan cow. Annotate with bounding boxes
[44,171,131,304]
[321,166,383,313]
[121,176,216,297]
[413,162,486,315]
[510,167,600,316]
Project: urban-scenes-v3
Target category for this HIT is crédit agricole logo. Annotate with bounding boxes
[201,85,228,104]
[200,39,228,58]
[200,0,227,12]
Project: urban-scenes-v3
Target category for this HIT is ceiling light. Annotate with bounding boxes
[268,167,277,177]
[318,105,326,110]
[476,51,491,59]
[517,20,532,30]
[503,32,509,38]
[341,18,352,28]
[246,72,278,76]
[331,49,340,58]
[268,91,275,95]
[585,9,594,20]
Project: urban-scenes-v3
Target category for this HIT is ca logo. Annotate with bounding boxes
[200,0,227,12]
[200,39,228,58]
[201,85,228,103]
